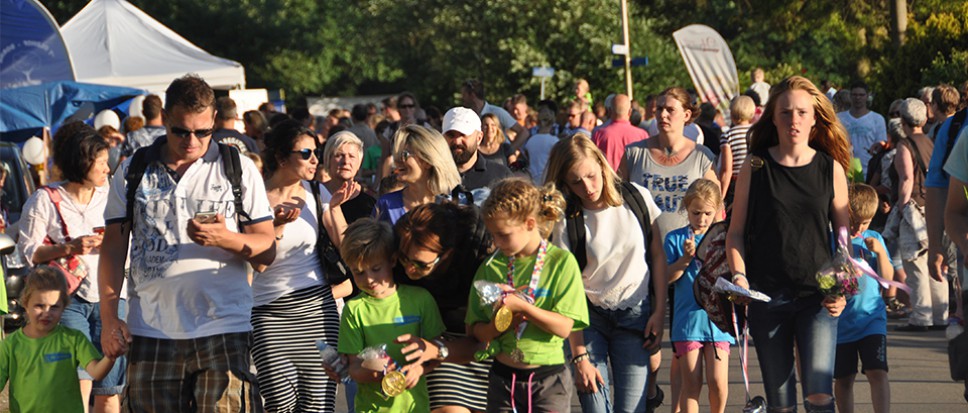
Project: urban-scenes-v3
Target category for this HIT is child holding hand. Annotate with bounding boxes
[0,266,125,412]
[664,179,735,413]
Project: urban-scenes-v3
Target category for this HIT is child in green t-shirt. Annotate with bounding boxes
[0,267,124,413]
[466,178,590,412]
[338,218,446,413]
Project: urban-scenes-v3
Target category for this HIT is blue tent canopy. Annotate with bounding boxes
[0,81,145,142]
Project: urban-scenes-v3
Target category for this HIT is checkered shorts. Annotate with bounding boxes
[124,332,262,413]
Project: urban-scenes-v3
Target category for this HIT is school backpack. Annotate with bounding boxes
[123,138,250,231]
[565,181,652,271]
[693,220,736,335]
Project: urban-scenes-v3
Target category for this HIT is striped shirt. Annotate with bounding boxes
[723,124,751,176]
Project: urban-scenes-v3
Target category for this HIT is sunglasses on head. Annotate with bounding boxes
[291,148,322,160]
[170,126,215,138]
[399,255,440,271]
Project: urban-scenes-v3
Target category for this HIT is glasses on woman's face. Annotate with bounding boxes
[399,255,440,272]
[396,149,414,162]
[291,148,322,160]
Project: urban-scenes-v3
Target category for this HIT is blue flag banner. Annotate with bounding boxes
[0,0,75,89]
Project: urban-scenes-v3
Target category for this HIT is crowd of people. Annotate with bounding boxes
[2,70,968,413]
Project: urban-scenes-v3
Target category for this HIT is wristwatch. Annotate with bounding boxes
[432,338,449,361]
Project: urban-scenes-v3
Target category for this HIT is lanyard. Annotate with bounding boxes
[505,239,548,338]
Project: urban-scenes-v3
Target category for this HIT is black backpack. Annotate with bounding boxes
[123,138,250,231]
[565,181,652,271]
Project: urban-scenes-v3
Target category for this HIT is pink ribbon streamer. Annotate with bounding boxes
[838,227,912,294]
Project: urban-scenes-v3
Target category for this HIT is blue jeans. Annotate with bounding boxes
[571,301,652,413]
[60,297,128,395]
[749,293,837,410]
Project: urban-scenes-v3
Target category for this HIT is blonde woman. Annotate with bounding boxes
[480,113,515,168]
[375,125,461,224]
[545,135,665,413]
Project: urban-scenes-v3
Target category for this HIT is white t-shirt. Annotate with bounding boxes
[838,111,887,178]
[17,183,115,303]
[551,183,662,310]
[524,133,559,185]
[104,142,273,339]
[252,180,330,307]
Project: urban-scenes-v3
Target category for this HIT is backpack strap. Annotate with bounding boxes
[942,108,968,180]
[123,142,158,231]
[565,197,587,271]
[619,181,651,248]
[219,143,250,231]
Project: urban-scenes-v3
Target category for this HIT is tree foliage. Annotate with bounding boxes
[42,0,967,111]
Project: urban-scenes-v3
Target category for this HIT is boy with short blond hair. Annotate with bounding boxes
[836,183,893,413]
[338,218,445,413]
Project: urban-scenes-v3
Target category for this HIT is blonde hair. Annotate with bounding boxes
[481,113,508,147]
[483,178,565,239]
[543,135,622,208]
[22,266,70,310]
[730,95,756,124]
[848,183,878,222]
[680,179,723,212]
[323,130,364,172]
[339,218,396,273]
[392,125,462,195]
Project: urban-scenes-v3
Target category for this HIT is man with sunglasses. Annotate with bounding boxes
[98,74,276,412]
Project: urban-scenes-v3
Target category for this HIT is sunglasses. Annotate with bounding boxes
[399,104,416,109]
[396,149,415,162]
[399,255,440,271]
[291,148,322,160]
[170,126,215,138]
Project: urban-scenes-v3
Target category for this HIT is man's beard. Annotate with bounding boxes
[452,145,476,165]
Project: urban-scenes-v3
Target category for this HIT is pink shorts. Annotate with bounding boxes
[672,341,732,357]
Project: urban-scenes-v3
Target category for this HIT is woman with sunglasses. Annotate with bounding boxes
[393,202,494,413]
[251,120,352,412]
[322,131,376,225]
[375,125,462,225]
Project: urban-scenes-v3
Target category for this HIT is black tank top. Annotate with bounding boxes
[745,149,834,296]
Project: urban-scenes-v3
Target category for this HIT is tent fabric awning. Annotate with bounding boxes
[60,0,245,93]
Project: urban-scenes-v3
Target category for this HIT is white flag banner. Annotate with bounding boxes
[672,25,740,114]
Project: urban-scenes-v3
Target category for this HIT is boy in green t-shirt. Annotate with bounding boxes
[0,267,124,413]
[338,218,446,413]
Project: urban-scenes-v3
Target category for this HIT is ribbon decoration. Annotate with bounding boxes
[838,227,911,294]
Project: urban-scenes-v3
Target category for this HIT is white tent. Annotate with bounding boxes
[61,0,245,93]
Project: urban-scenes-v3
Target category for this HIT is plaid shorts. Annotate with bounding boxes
[124,332,262,413]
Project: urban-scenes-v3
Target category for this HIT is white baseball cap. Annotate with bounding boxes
[443,107,482,136]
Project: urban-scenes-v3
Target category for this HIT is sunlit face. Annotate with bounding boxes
[352,258,396,299]
[165,106,216,162]
[24,290,64,338]
[565,157,605,209]
[394,145,428,184]
[483,117,501,143]
[444,130,481,166]
[513,103,528,121]
[286,135,319,181]
[85,149,111,187]
[400,245,443,280]
[329,143,362,182]
[567,108,582,128]
[485,216,538,257]
[773,89,817,144]
[686,198,717,234]
[655,96,690,135]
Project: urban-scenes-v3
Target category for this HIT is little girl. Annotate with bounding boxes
[466,178,590,413]
[664,179,734,413]
[0,266,124,412]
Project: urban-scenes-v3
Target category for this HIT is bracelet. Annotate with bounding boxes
[571,353,589,364]
[275,233,284,241]
[731,273,746,283]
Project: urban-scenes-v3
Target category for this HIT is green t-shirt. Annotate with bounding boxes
[0,325,101,413]
[465,244,589,365]
[338,284,445,413]
[362,145,383,171]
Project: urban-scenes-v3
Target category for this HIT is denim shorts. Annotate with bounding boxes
[59,297,127,395]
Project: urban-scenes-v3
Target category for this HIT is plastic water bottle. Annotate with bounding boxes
[946,316,964,341]
[316,340,351,383]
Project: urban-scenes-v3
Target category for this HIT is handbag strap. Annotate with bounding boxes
[41,186,72,242]
[310,181,336,257]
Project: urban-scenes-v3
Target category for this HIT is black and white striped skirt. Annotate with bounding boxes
[427,357,492,411]
[252,284,340,413]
